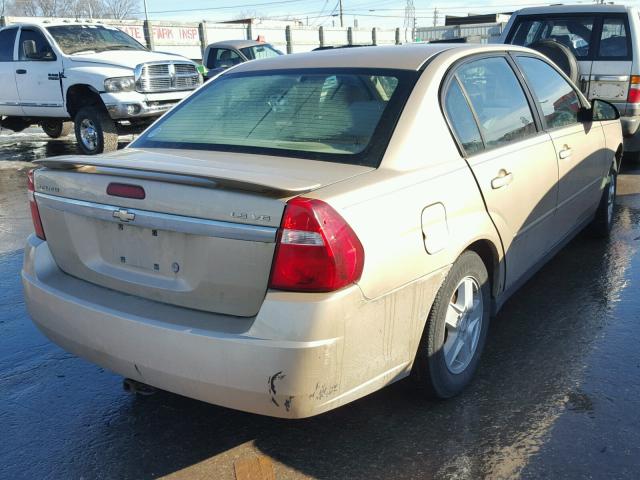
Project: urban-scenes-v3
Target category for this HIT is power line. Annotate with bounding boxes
[131,0,312,16]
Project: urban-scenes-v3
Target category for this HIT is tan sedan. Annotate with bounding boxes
[22,44,622,418]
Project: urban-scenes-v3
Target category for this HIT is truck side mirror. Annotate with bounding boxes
[23,40,38,59]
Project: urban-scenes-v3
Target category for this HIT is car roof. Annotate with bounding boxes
[207,40,267,49]
[513,4,631,15]
[231,43,535,72]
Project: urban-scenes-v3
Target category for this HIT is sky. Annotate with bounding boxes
[139,0,640,28]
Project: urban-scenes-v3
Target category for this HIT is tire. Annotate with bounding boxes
[529,40,579,85]
[74,106,118,155]
[41,119,73,139]
[413,250,491,398]
[589,164,617,238]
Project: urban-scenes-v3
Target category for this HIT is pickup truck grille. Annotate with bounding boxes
[136,62,200,93]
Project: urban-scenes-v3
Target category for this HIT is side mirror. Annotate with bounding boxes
[580,99,621,122]
[23,40,38,59]
[592,99,620,121]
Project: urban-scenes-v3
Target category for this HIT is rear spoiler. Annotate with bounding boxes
[33,158,321,196]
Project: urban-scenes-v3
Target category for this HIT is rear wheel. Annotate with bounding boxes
[589,164,617,238]
[413,251,490,398]
[41,119,73,139]
[74,106,118,155]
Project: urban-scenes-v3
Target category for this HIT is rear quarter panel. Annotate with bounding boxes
[306,61,504,377]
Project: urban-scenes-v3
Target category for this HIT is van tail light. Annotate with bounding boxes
[269,197,364,292]
[27,169,46,240]
[628,75,640,103]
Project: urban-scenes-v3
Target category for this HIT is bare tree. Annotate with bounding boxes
[7,0,139,18]
[102,0,139,19]
[12,0,76,17]
[74,0,107,19]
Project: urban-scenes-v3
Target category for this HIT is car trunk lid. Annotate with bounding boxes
[32,148,373,317]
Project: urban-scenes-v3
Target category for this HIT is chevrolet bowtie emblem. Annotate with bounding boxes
[113,209,135,222]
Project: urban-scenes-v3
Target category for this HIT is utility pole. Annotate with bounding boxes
[403,0,415,42]
[433,7,438,27]
[143,0,150,23]
[339,0,344,28]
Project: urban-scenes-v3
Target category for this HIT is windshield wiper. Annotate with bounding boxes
[70,49,97,55]
[103,45,142,51]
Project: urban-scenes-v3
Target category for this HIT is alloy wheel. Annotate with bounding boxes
[443,276,484,374]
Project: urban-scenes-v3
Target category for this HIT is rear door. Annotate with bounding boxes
[0,27,23,116]
[587,15,633,103]
[13,27,65,117]
[445,55,559,288]
[515,54,606,242]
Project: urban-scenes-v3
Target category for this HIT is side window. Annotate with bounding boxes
[599,17,629,58]
[212,49,242,68]
[19,29,55,61]
[0,28,17,61]
[456,57,536,150]
[510,20,545,46]
[516,56,582,130]
[444,79,483,155]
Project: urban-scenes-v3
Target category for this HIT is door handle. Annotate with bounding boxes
[559,147,572,160]
[16,69,27,74]
[491,170,513,189]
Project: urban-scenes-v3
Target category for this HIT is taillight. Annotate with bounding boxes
[269,197,364,292]
[628,75,640,103]
[27,169,45,240]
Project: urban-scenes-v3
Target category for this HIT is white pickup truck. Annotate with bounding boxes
[0,22,201,154]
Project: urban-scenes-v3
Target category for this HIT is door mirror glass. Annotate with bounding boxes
[592,99,620,121]
[23,40,38,59]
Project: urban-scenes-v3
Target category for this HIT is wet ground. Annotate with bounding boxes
[1,129,639,479]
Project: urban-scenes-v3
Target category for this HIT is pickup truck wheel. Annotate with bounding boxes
[589,164,617,238]
[413,251,490,398]
[74,107,118,155]
[41,120,73,139]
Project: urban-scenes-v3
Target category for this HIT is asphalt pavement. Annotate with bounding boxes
[1,128,639,479]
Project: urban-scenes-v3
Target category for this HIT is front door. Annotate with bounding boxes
[515,54,607,242]
[13,27,65,117]
[450,56,560,288]
[0,27,23,116]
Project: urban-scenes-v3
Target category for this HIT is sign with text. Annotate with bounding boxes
[117,25,201,46]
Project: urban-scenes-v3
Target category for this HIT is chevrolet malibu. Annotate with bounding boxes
[22,44,622,418]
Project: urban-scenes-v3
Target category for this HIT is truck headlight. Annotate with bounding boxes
[104,76,136,93]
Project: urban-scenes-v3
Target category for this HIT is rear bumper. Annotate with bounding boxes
[22,236,444,418]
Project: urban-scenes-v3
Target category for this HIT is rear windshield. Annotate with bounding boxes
[508,16,595,58]
[132,68,418,167]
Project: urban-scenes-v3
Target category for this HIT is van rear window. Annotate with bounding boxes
[508,16,595,58]
[132,68,418,167]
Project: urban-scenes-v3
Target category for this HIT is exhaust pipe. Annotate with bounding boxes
[123,378,157,396]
